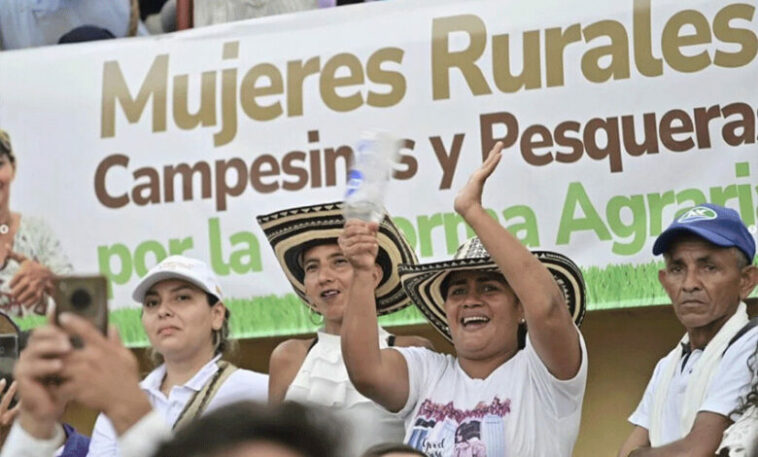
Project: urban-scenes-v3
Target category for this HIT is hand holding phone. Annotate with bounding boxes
[52,276,108,346]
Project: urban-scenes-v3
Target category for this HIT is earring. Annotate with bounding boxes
[307,306,323,326]
[519,317,526,324]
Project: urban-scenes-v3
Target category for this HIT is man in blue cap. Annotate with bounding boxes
[618,203,758,457]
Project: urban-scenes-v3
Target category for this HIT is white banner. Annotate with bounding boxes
[0,0,756,341]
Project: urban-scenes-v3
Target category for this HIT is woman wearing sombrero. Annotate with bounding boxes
[256,203,432,456]
[339,142,588,457]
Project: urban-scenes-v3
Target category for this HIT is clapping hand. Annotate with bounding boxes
[454,141,504,219]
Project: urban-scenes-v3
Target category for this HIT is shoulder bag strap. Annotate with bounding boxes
[172,360,238,430]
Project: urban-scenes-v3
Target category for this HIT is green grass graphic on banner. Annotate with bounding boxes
[15,261,756,346]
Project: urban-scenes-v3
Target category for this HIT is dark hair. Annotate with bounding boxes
[151,401,341,457]
[734,248,751,269]
[361,442,428,457]
[730,338,758,418]
[0,131,16,167]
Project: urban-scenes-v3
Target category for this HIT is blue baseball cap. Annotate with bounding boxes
[653,203,756,261]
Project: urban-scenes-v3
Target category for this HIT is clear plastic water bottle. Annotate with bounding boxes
[344,130,399,223]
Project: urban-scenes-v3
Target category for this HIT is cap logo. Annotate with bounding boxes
[678,206,717,223]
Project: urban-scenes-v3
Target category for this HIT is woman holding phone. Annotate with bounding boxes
[0,255,268,457]
[85,255,268,456]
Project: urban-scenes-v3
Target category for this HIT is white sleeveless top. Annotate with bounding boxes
[285,327,405,455]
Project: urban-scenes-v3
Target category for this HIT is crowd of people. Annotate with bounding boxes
[0,0,385,49]
[0,2,757,457]
[0,134,752,456]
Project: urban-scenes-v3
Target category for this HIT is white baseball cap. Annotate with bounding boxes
[132,255,224,303]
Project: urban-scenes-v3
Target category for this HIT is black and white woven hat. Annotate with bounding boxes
[256,202,417,315]
[398,237,586,342]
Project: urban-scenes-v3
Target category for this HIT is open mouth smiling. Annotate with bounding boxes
[460,316,490,327]
[320,289,340,299]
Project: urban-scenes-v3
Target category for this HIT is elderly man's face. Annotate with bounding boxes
[659,236,756,332]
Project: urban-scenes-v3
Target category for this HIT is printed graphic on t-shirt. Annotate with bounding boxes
[407,396,511,457]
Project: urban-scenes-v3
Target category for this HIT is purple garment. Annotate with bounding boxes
[61,424,91,457]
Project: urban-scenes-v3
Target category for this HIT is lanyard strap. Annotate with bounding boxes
[172,360,238,431]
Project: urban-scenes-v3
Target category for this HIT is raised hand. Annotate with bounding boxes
[0,378,20,446]
[453,141,504,219]
[14,324,71,439]
[57,313,151,435]
[338,220,380,273]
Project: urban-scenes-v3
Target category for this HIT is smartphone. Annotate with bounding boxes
[52,275,108,345]
[0,333,18,377]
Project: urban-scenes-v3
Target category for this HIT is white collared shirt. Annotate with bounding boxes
[86,355,268,457]
[630,326,758,444]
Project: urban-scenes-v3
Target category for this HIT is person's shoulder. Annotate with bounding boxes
[393,334,436,351]
[393,344,452,369]
[269,338,313,371]
[721,322,758,362]
[17,214,49,228]
[16,214,61,242]
[726,320,758,351]
[231,367,268,383]
[221,367,269,402]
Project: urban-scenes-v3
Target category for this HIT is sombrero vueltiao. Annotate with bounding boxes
[398,237,586,342]
[256,202,417,315]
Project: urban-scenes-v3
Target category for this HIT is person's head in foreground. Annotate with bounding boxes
[257,201,417,334]
[132,255,231,364]
[653,203,757,345]
[151,401,340,457]
[361,442,429,457]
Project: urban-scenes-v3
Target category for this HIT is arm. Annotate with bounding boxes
[339,220,410,412]
[394,335,435,351]
[627,412,730,457]
[618,426,650,457]
[268,339,308,405]
[455,142,581,379]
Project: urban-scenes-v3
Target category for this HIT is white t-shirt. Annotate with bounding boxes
[629,326,758,445]
[395,330,588,457]
[86,355,268,457]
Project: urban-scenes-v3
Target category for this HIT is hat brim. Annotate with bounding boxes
[398,250,586,342]
[256,202,417,315]
[653,226,742,256]
[132,271,219,303]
